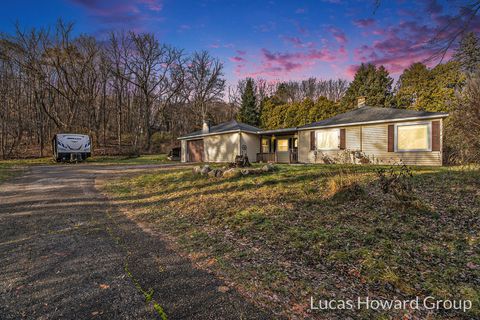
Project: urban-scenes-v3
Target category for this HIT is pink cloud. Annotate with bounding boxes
[346,65,360,78]
[232,46,346,79]
[329,27,347,44]
[229,56,246,63]
[353,18,375,28]
[282,36,315,48]
[348,12,475,76]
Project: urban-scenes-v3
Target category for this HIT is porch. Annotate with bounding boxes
[256,128,299,164]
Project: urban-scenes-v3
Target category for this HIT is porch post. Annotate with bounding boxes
[259,135,262,162]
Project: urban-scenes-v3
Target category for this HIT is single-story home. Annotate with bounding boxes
[178,104,448,166]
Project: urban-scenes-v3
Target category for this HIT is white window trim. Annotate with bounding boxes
[316,128,340,151]
[394,121,432,152]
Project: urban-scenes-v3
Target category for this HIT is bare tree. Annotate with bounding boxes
[114,31,185,151]
[0,21,231,158]
[187,50,226,124]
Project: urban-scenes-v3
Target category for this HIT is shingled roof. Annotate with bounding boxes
[178,120,261,139]
[301,106,448,129]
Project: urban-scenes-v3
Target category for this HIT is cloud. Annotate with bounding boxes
[353,18,375,28]
[329,26,347,44]
[349,16,463,75]
[230,56,246,63]
[282,36,315,48]
[295,8,306,14]
[254,21,276,33]
[229,50,247,63]
[425,0,442,15]
[209,41,235,49]
[232,46,346,79]
[69,0,162,31]
[346,65,360,78]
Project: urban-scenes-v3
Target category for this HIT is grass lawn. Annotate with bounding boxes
[105,164,480,319]
[85,154,173,165]
[0,158,52,183]
[0,154,174,184]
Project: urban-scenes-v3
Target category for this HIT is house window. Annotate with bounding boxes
[277,139,289,152]
[261,138,270,153]
[316,129,340,150]
[396,123,431,152]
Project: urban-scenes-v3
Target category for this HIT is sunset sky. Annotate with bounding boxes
[1,0,478,84]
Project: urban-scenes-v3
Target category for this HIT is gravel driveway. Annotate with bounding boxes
[0,164,271,319]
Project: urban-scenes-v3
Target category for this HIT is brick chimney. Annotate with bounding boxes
[357,96,366,108]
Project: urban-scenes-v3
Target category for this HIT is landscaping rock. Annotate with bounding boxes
[208,170,217,177]
[241,169,250,175]
[241,168,264,175]
[192,166,202,175]
[200,165,211,176]
[223,168,241,178]
[261,164,275,172]
[208,169,223,178]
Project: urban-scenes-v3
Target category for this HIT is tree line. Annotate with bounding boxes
[0,21,229,158]
[1,20,479,163]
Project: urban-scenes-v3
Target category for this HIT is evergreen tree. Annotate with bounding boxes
[395,61,465,112]
[395,62,431,109]
[454,32,480,75]
[260,96,340,129]
[237,78,258,125]
[341,63,394,109]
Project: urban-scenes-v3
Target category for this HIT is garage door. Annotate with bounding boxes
[187,139,204,162]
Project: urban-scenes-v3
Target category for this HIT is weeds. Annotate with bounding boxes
[323,168,366,201]
[376,164,415,202]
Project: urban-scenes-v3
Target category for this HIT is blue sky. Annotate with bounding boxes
[1,0,477,84]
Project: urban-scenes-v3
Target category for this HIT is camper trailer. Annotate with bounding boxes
[52,134,91,162]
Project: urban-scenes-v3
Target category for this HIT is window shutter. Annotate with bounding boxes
[432,121,440,151]
[310,131,315,151]
[339,129,346,150]
[387,125,394,152]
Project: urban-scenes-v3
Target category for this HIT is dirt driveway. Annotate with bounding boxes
[0,164,271,319]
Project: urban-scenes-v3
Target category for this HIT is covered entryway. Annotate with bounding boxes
[187,139,204,162]
[256,128,299,163]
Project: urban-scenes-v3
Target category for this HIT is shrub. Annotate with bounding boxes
[375,164,414,202]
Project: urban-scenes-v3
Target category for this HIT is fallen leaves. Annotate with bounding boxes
[99,284,110,289]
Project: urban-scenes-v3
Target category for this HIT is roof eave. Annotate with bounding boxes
[298,114,449,131]
[177,129,258,140]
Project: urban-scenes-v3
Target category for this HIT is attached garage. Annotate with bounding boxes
[178,120,261,163]
[187,139,204,162]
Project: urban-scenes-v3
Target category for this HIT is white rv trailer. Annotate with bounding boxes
[52,134,91,162]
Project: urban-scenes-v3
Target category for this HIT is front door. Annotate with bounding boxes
[187,139,204,162]
[276,138,290,163]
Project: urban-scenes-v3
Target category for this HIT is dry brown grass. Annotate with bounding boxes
[105,164,480,320]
